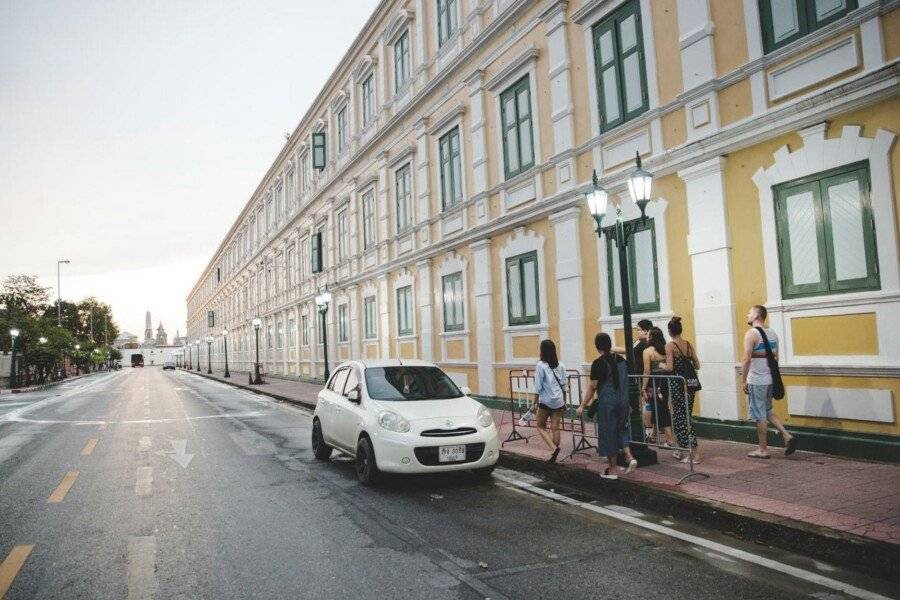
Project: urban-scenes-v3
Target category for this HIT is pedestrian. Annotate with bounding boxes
[613,319,655,442]
[742,305,797,458]
[665,316,701,462]
[532,339,566,463]
[641,327,674,447]
[576,332,638,479]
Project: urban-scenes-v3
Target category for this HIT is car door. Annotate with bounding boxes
[334,366,363,450]
[319,368,347,445]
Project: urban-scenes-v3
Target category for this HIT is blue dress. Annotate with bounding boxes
[593,356,631,457]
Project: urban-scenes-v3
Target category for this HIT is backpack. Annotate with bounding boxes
[672,341,701,394]
[755,327,785,400]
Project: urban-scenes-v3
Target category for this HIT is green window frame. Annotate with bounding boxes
[301,315,309,346]
[439,127,463,210]
[759,0,857,54]
[362,190,376,248]
[311,230,323,273]
[592,0,648,133]
[394,29,411,93]
[500,75,535,180]
[605,218,660,315]
[362,74,375,127]
[312,131,326,170]
[396,286,413,336]
[395,163,413,232]
[442,272,465,332]
[774,162,879,299]
[338,304,348,342]
[336,106,348,153]
[505,251,540,326]
[364,296,377,339]
[437,0,458,47]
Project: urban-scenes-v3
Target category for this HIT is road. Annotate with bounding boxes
[0,368,895,600]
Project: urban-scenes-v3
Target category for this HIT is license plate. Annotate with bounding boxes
[438,444,467,463]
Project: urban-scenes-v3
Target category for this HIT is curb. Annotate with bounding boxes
[498,451,900,583]
[184,369,318,411]
[0,372,95,398]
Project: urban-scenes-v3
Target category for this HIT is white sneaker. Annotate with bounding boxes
[624,459,638,475]
[600,469,618,480]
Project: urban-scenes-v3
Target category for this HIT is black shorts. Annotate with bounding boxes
[537,403,565,414]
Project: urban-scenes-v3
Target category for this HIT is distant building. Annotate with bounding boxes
[114,331,140,350]
[143,311,155,347]
[156,322,168,346]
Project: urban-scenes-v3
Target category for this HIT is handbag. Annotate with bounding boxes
[754,327,785,400]
[673,342,702,393]
[550,366,568,406]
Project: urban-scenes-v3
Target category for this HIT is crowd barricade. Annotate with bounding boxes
[504,369,596,460]
[628,373,708,485]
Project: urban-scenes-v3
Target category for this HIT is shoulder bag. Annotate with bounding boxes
[754,327,785,400]
[672,342,702,394]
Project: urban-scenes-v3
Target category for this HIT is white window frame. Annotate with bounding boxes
[394,162,414,233]
[361,187,377,249]
[438,252,470,364]
[336,206,349,262]
[394,28,411,94]
[361,73,376,129]
[499,227,548,363]
[363,295,378,340]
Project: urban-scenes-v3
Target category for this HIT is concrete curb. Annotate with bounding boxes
[0,372,95,398]
[184,369,318,411]
[498,451,900,583]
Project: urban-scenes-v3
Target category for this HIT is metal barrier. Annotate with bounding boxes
[629,372,709,485]
[504,369,595,460]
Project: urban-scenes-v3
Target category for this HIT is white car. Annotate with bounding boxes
[311,359,500,485]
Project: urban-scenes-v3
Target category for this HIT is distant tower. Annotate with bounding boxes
[144,311,154,346]
[156,322,168,346]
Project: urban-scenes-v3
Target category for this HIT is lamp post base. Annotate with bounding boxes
[224,370,230,378]
[624,384,657,466]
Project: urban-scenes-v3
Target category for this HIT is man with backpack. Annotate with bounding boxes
[741,305,797,459]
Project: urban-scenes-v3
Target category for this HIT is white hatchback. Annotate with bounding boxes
[311,359,500,485]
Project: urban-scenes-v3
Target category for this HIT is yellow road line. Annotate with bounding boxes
[0,544,34,598]
[47,471,79,503]
[81,439,99,456]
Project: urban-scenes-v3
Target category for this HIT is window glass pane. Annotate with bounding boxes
[824,179,868,282]
[451,152,462,204]
[522,258,538,318]
[598,29,614,65]
[343,369,359,395]
[330,369,348,394]
[632,227,657,306]
[602,66,620,123]
[516,87,530,119]
[622,53,643,113]
[507,261,522,319]
[618,14,637,52]
[505,125,520,175]
[770,0,801,44]
[519,118,533,168]
[784,189,823,286]
[814,0,847,21]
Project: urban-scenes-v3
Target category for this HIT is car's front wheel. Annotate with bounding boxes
[311,419,332,460]
[355,436,380,486]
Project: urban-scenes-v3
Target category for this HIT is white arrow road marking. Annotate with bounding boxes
[139,436,152,451]
[155,439,194,468]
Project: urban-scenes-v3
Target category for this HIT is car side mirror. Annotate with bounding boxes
[460,386,471,396]
[346,388,360,403]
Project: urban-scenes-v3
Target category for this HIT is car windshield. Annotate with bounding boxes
[364,366,463,401]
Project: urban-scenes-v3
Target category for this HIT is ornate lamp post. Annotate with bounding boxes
[585,152,657,466]
[57,259,70,327]
[9,328,20,388]
[315,289,332,381]
[205,335,213,374]
[74,343,81,375]
[195,340,202,372]
[251,318,262,384]
[222,329,231,378]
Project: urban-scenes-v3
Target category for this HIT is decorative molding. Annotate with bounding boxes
[428,104,466,136]
[484,45,539,91]
[767,34,861,102]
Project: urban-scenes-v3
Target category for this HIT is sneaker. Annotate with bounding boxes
[600,468,618,480]
[624,459,638,475]
[672,450,684,460]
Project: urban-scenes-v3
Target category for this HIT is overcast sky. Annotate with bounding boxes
[0,0,380,341]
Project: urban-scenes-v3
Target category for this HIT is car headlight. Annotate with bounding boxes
[477,405,494,428]
[378,410,410,433]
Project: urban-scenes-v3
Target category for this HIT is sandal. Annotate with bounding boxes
[747,450,771,459]
[784,436,798,456]
[624,459,638,475]
[600,468,618,480]
[680,456,700,464]
[548,447,560,464]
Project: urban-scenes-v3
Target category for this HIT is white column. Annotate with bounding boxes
[677,157,741,420]
[542,1,576,190]
[467,71,488,199]
[378,274,390,358]
[377,153,390,264]
[470,239,495,396]
[414,118,431,247]
[676,0,719,139]
[550,207,585,370]
[414,0,428,88]
[348,284,361,360]
[416,258,434,361]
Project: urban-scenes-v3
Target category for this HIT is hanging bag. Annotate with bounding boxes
[754,327,785,400]
[550,365,568,407]
[672,342,702,393]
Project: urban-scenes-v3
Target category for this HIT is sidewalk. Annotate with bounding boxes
[186,368,900,550]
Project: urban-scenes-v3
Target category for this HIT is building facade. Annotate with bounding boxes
[187,0,900,450]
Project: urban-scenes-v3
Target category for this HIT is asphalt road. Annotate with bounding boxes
[0,368,895,600]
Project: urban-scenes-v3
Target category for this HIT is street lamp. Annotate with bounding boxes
[251,317,262,384]
[315,289,332,381]
[57,259,70,327]
[586,152,657,466]
[9,328,20,388]
[39,337,47,344]
[221,329,230,378]
[73,343,81,375]
[195,340,202,372]
[205,336,213,374]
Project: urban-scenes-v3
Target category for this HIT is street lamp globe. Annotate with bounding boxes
[10,328,20,338]
[39,336,47,344]
[74,344,80,350]
[221,329,228,337]
[585,169,609,229]
[252,317,262,330]
[626,151,653,218]
[205,335,213,343]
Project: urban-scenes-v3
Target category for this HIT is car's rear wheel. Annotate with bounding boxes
[311,419,332,460]
[355,436,380,486]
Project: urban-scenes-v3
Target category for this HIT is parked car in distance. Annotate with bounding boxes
[312,359,499,485]
[131,354,144,368]
[163,361,175,370]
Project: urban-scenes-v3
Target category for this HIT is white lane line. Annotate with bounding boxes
[492,472,890,600]
[134,467,153,497]
[127,536,157,600]
[139,436,152,451]
[8,411,266,425]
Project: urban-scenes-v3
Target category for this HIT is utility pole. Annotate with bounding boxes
[57,259,70,327]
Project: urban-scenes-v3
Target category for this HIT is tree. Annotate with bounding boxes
[0,275,51,317]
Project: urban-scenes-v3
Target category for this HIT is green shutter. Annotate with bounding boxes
[759,0,857,54]
[592,0,648,132]
[506,251,540,326]
[605,218,660,315]
[312,132,326,170]
[500,75,535,180]
[311,232,321,273]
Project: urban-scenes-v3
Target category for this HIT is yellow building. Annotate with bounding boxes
[187,0,900,459]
